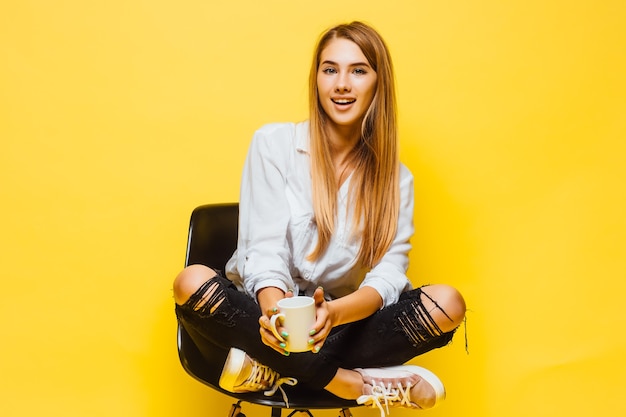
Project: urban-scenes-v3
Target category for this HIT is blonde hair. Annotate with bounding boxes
[308,21,400,268]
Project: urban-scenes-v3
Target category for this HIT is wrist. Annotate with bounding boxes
[257,286,286,316]
[326,300,340,327]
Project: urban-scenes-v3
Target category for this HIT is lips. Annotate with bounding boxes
[331,98,356,105]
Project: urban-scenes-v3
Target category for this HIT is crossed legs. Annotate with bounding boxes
[173,265,466,407]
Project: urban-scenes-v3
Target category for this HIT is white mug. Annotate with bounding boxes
[270,296,316,352]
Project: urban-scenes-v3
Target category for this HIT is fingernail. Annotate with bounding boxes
[287,288,294,293]
[309,329,317,336]
[271,307,278,313]
[317,286,324,290]
[308,338,315,345]
[313,346,321,353]
[279,342,286,348]
[283,350,290,356]
[281,331,289,339]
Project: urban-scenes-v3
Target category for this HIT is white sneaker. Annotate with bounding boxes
[219,348,297,406]
[355,365,445,416]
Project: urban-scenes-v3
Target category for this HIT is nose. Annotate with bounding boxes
[335,72,351,93]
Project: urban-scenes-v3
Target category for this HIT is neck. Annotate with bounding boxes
[326,123,360,162]
[326,129,360,187]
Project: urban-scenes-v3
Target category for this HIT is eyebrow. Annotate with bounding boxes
[320,60,372,68]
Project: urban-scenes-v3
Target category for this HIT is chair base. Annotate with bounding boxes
[228,401,353,417]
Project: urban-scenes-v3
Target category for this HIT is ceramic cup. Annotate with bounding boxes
[269,296,316,352]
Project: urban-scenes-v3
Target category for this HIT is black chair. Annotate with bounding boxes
[177,203,357,417]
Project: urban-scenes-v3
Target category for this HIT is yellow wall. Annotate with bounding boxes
[1,1,624,416]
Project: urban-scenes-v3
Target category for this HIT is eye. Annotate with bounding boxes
[353,67,367,75]
[322,67,337,74]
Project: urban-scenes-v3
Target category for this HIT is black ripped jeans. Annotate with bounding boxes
[175,273,455,390]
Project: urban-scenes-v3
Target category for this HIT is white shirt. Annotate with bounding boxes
[225,121,414,308]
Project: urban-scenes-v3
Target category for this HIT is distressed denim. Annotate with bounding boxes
[175,273,455,390]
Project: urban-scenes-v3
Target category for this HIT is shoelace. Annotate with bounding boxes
[264,376,298,408]
[242,361,298,408]
[359,382,413,417]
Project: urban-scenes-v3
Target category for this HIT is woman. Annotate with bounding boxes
[174,21,466,414]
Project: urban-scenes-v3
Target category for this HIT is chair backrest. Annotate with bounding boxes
[185,203,239,269]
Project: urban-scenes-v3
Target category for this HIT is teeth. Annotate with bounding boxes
[333,99,355,104]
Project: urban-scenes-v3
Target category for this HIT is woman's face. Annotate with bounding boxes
[316,38,377,134]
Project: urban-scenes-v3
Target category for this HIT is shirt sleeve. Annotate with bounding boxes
[235,124,296,298]
[359,164,414,307]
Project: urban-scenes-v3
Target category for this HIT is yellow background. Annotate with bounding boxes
[1,1,625,416]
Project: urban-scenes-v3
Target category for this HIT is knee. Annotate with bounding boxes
[173,264,217,305]
[421,284,466,333]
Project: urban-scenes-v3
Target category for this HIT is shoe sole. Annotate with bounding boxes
[383,365,446,405]
[218,347,246,392]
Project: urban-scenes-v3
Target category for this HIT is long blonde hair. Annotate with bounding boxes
[308,21,400,268]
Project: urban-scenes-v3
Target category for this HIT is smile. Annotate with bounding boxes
[331,98,356,105]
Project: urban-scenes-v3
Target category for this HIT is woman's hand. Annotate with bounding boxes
[308,287,334,353]
[257,287,335,355]
[257,287,293,355]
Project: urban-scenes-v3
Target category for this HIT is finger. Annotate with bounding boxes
[259,325,291,356]
[312,310,327,331]
[311,340,324,353]
[310,320,332,353]
[310,319,332,344]
[265,306,279,317]
[259,316,291,355]
[313,286,324,304]
[311,303,330,336]
[259,316,281,343]
[259,315,273,331]
[260,314,285,337]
